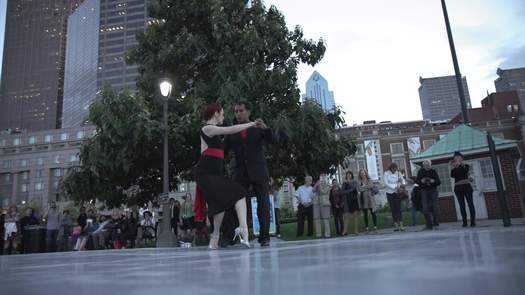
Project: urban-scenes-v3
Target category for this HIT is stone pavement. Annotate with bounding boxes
[1,220,524,295]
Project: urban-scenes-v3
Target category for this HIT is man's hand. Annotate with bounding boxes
[254,118,268,129]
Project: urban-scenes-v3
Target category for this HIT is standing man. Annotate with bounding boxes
[44,201,61,252]
[224,101,273,247]
[295,176,314,237]
[416,160,441,230]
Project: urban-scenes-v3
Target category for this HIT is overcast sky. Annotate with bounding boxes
[1,1,524,124]
[267,0,525,124]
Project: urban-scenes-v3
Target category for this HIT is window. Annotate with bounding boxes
[433,164,452,195]
[3,160,12,169]
[423,140,436,151]
[13,138,21,146]
[21,172,29,180]
[5,173,11,182]
[20,159,28,167]
[35,183,43,191]
[356,144,364,156]
[390,143,404,156]
[37,158,44,165]
[69,154,78,162]
[0,139,6,146]
[53,181,59,190]
[479,159,497,191]
[36,169,44,178]
[357,159,366,171]
[29,136,36,144]
[61,133,68,141]
[54,155,60,164]
[21,184,28,192]
[53,168,62,177]
[45,135,53,143]
[76,131,84,139]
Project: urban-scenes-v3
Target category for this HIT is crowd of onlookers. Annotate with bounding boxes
[295,151,478,238]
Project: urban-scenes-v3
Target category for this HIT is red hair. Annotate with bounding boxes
[203,102,222,120]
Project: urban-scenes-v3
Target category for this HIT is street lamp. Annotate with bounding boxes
[159,78,172,196]
[157,78,177,247]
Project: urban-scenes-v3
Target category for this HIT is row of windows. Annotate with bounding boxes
[354,140,437,158]
[2,154,80,169]
[2,168,66,182]
[0,131,92,147]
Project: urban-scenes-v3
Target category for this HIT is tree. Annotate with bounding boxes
[63,0,354,207]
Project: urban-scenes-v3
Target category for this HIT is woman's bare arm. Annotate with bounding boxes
[202,122,256,137]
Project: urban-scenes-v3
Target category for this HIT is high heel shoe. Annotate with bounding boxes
[209,233,219,250]
[234,227,250,248]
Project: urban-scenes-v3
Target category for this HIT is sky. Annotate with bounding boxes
[266,0,525,125]
[0,0,524,124]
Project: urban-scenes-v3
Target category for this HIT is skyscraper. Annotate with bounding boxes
[495,67,525,108]
[0,0,83,132]
[62,0,149,127]
[419,75,471,122]
[303,71,336,112]
[62,0,100,128]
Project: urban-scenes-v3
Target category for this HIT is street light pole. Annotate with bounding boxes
[440,0,470,124]
[157,78,177,247]
[163,97,169,196]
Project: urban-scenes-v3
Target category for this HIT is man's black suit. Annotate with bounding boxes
[223,126,273,244]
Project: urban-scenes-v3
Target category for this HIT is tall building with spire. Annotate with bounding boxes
[302,71,336,112]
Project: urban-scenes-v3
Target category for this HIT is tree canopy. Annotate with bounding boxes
[62,0,355,207]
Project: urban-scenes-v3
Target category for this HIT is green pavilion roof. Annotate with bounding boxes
[411,124,516,161]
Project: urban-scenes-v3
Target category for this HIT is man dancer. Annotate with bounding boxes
[223,101,273,247]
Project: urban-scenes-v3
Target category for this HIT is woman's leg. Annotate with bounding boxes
[387,193,398,229]
[371,210,378,227]
[353,212,359,234]
[363,209,369,229]
[210,212,225,249]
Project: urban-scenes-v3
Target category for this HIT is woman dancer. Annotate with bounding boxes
[194,102,262,249]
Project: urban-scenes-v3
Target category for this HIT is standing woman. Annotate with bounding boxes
[450,151,476,227]
[194,102,262,249]
[358,169,378,233]
[329,179,345,236]
[341,171,360,235]
[384,163,405,231]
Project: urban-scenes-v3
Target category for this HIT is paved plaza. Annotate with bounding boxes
[1,224,525,295]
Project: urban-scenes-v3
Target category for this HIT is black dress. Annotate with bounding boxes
[194,129,248,217]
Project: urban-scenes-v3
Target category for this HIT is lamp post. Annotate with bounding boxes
[157,78,177,247]
[159,79,172,196]
[440,0,469,124]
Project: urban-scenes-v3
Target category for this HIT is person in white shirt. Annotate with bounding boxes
[384,163,406,231]
[295,176,314,237]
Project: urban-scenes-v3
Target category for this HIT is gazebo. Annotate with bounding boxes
[411,124,523,222]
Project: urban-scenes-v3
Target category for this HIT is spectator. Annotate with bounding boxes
[271,180,282,238]
[140,211,156,245]
[109,211,123,249]
[341,171,360,235]
[295,176,314,237]
[122,211,138,248]
[77,207,88,230]
[170,200,181,237]
[330,179,345,236]
[3,206,19,254]
[358,169,378,233]
[71,221,82,248]
[0,207,5,255]
[91,215,112,250]
[384,163,406,232]
[73,214,98,251]
[408,177,422,226]
[44,201,61,252]
[19,207,39,253]
[450,151,476,227]
[180,193,195,235]
[417,160,441,230]
[313,173,332,238]
[58,209,74,251]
